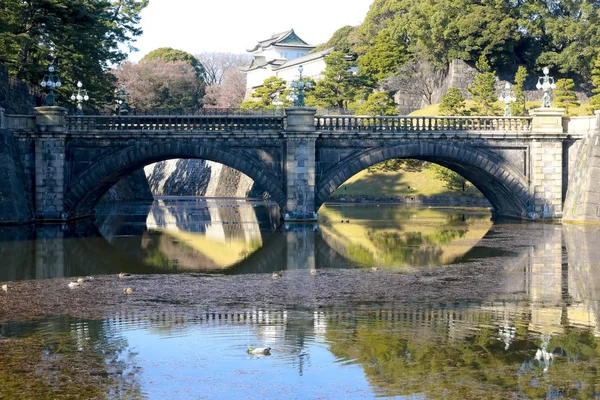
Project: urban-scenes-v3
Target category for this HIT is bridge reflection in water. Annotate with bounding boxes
[3,201,600,397]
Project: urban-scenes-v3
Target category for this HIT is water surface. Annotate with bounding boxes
[1,199,600,399]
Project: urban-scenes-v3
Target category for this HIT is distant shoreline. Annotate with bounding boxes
[327,195,490,207]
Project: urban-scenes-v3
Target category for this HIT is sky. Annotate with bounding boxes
[127,0,374,62]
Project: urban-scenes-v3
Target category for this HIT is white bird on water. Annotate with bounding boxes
[2,284,8,292]
[248,347,271,355]
[68,282,80,288]
[119,272,130,278]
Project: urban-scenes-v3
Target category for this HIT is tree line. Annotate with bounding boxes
[244,0,600,116]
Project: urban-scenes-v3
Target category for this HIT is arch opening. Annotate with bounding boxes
[66,142,286,219]
[316,143,530,219]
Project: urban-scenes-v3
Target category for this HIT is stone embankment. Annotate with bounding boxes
[329,194,489,207]
[144,159,266,199]
[98,160,267,204]
[0,127,32,223]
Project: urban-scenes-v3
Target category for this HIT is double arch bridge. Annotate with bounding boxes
[3,106,599,223]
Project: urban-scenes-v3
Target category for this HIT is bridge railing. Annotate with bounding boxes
[65,115,285,132]
[315,116,532,133]
[5,114,36,132]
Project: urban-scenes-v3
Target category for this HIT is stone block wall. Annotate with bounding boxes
[144,159,261,198]
[530,140,563,218]
[0,128,33,223]
[563,132,600,222]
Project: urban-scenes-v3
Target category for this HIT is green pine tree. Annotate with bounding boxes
[314,51,370,110]
[439,88,467,116]
[356,92,397,116]
[589,53,600,114]
[240,76,288,110]
[554,78,579,115]
[467,56,498,115]
[510,66,528,116]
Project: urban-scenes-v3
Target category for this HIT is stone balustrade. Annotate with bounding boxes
[315,115,533,133]
[65,115,285,132]
[4,105,600,224]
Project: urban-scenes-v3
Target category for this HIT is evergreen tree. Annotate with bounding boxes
[509,66,528,117]
[589,53,600,114]
[439,88,467,116]
[554,78,579,115]
[467,56,498,115]
[142,48,205,80]
[0,0,148,107]
[312,26,357,54]
[240,76,288,110]
[356,92,397,116]
[357,24,409,82]
[314,51,368,110]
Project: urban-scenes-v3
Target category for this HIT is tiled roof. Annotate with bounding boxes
[272,48,334,71]
[247,29,315,52]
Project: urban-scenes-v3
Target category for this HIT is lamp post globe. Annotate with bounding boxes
[289,65,310,107]
[71,80,89,115]
[40,62,61,106]
[537,67,555,108]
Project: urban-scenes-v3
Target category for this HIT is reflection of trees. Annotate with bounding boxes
[366,230,467,266]
[0,319,142,399]
[319,205,491,269]
[324,315,600,398]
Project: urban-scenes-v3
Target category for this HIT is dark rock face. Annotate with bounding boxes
[99,168,154,204]
[0,130,32,223]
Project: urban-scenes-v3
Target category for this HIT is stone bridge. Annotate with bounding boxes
[2,106,600,224]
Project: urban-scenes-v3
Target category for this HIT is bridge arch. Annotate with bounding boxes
[316,142,531,219]
[65,141,286,218]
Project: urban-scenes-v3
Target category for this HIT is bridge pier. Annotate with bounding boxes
[528,108,566,219]
[283,108,319,221]
[33,107,68,221]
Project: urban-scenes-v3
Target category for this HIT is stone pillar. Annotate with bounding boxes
[34,107,68,220]
[283,107,318,221]
[0,107,5,129]
[529,108,565,219]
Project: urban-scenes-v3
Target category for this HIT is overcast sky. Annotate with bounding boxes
[127,0,373,61]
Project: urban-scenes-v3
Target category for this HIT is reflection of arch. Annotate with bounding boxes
[65,142,285,218]
[316,142,530,218]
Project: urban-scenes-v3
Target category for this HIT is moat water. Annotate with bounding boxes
[1,199,600,399]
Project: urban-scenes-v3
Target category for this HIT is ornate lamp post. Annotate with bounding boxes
[116,83,130,115]
[40,62,62,106]
[289,65,312,107]
[499,82,516,117]
[70,81,89,115]
[536,67,556,108]
[272,91,283,110]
